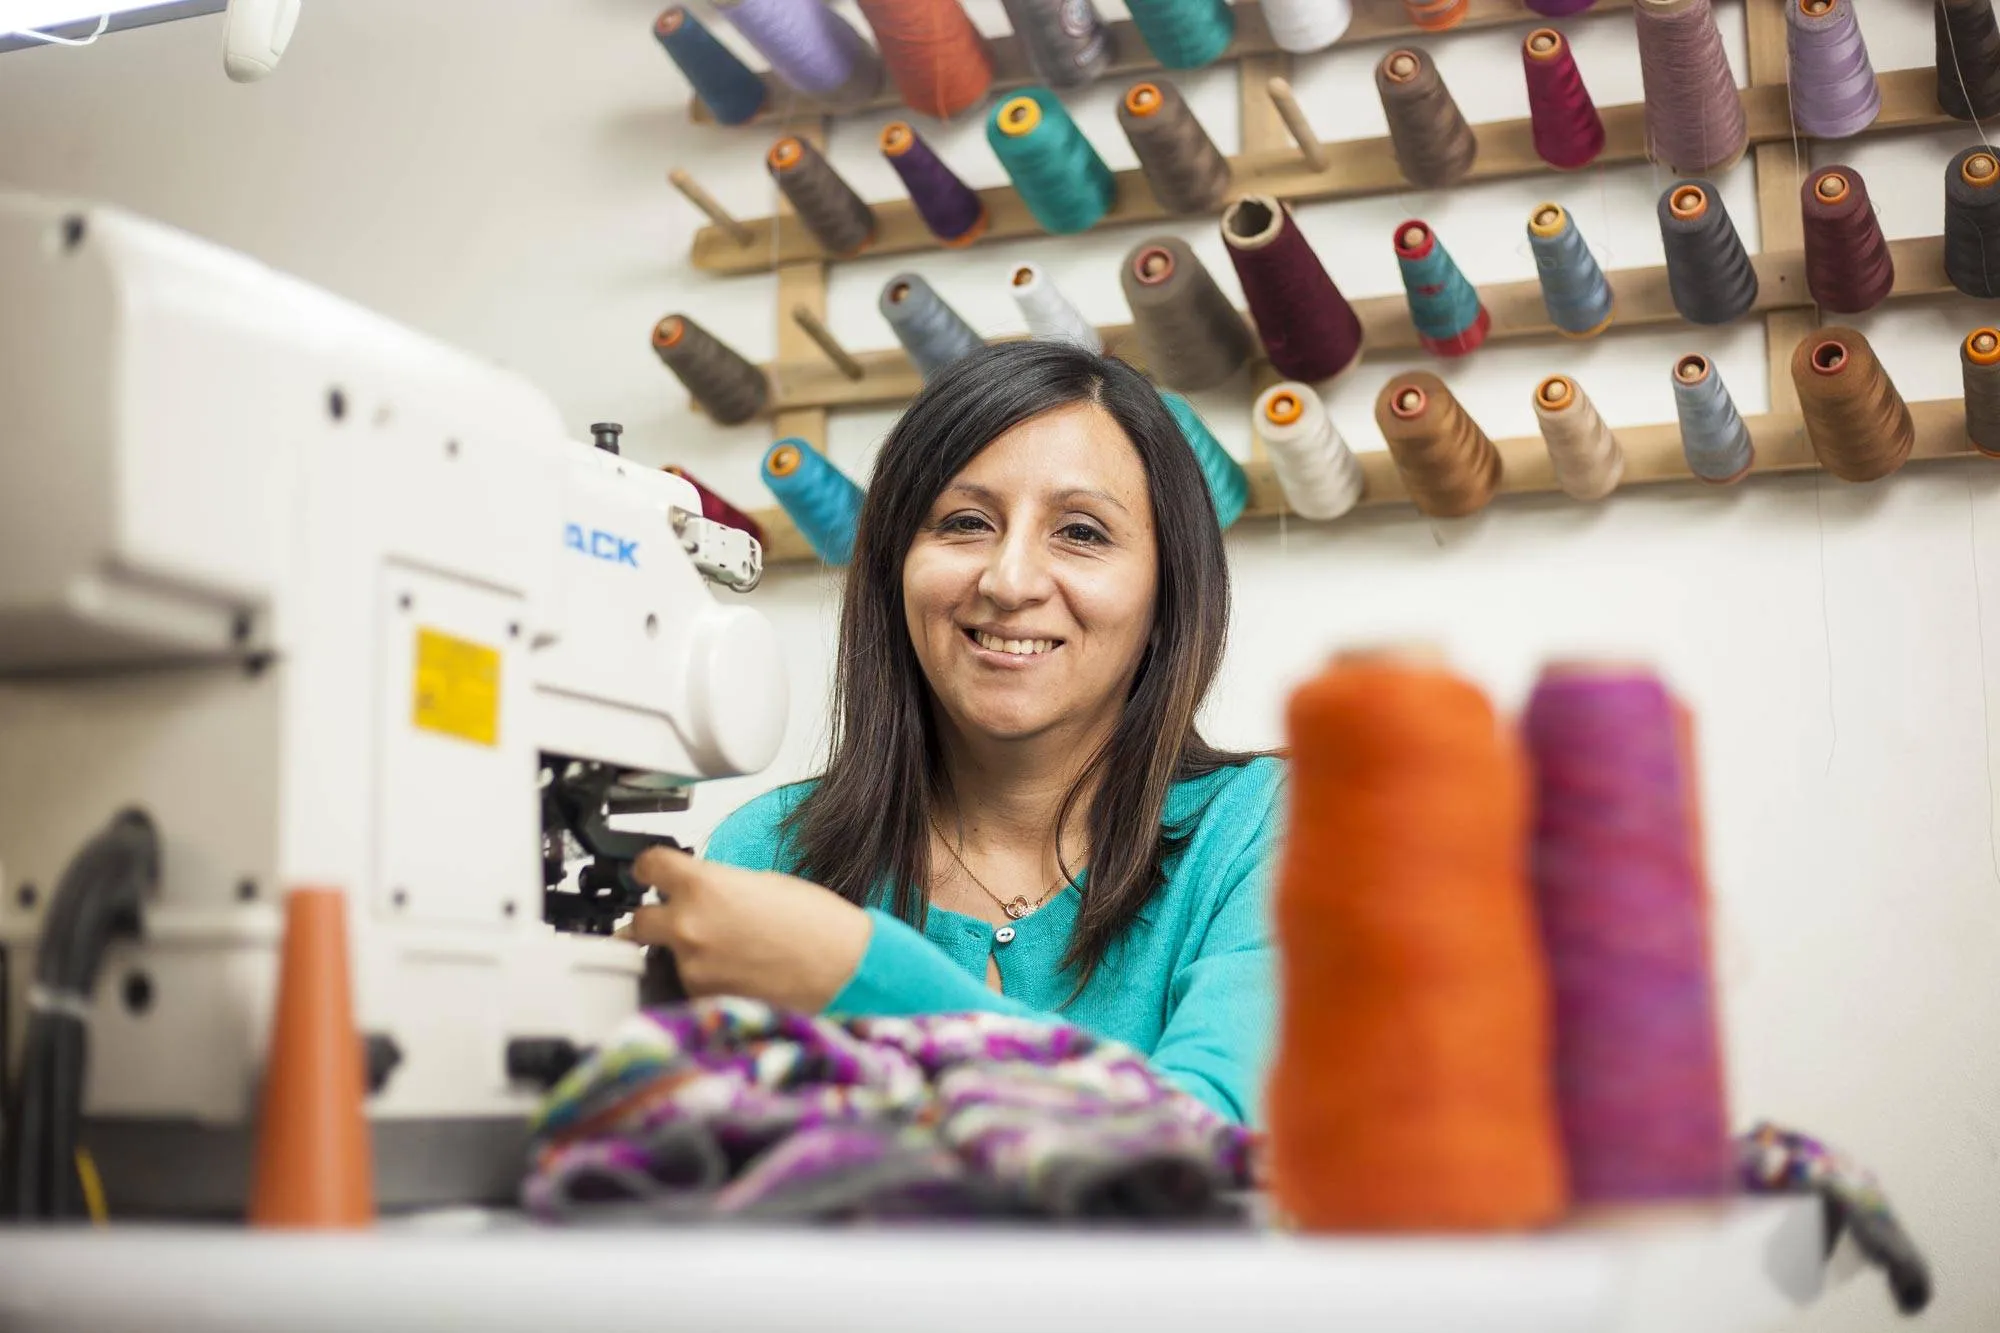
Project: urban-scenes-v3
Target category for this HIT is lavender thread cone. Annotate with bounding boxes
[1525,669,1732,1203]
[1527,0,1598,14]
[1786,0,1880,139]
[715,0,879,100]
[882,123,984,246]
[1635,0,1747,174]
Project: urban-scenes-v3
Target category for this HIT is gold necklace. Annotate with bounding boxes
[928,818,1071,920]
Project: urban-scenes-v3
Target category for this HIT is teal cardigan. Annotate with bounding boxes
[704,756,1284,1124]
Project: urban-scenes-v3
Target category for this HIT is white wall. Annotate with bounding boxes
[1,2,1994,1327]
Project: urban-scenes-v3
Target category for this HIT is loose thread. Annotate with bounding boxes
[1791,327,1916,482]
[880,274,984,380]
[713,0,881,107]
[1962,326,2000,456]
[1787,0,1880,139]
[663,465,766,543]
[768,136,875,258]
[1671,353,1753,483]
[881,122,986,248]
[1523,28,1605,170]
[762,438,864,566]
[1374,372,1502,516]
[1395,220,1489,359]
[1119,79,1232,215]
[1658,181,1758,325]
[1634,0,1746,175]
[1533,374,1624,501]
[1000,0,1113,88]
[1222,195,1365,382]
[988,90,1116,235]
[651,314,770,425]
[653,7,766,126]
[1377,47,1478,189]
[1160,391,1249,527]
[1121,237,1255,392]
[1254,382,1364,519]
[855,0,994,119]
[1009,263,1102,353]
[1945,146,2000,298]
[1528,202,1614,338]
[1801,165,1894,314]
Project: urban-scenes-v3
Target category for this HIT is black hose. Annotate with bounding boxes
[0,808,158,1219]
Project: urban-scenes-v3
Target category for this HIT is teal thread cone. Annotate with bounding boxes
[1160,391,1248,528]
[1127,0,1234,69]
[1527,202,1614,338]
[988,88,1116,235]
[762,437,864,565]
[1393,219,1490,359]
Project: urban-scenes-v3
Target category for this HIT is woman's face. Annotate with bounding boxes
[902,401,1159,748]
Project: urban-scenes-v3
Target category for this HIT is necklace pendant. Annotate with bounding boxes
[1004,897,1030,920]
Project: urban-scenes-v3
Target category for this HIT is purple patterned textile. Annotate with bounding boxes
[524,997,1254,1221]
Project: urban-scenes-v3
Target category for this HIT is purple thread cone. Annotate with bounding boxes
[1527,0,1597,14]
[1786,0,1880,139]
[1524,669,1732,1204]
[881,122,986,247]
[715,0,873,97]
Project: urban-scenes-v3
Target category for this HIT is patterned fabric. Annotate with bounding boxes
[523,997,1255,1222]
[1737,1121,1932,1315]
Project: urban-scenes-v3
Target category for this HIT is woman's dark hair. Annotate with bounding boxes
[783,340,1251,987]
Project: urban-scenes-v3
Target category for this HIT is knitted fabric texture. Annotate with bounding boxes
[524,997,1255,1221]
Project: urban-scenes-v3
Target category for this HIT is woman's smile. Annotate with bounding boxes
[964,627,1064,662]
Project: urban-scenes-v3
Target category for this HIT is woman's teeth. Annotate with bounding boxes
[974,631,1055,656]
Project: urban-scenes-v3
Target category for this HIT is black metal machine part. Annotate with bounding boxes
[539,758,687,1002]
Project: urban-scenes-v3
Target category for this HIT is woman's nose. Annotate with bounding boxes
[977,528,1054,608]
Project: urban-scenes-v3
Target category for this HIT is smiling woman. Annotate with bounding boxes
[626,341,1282,1123]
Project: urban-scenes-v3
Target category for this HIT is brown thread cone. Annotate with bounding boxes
[248,887,374,1227]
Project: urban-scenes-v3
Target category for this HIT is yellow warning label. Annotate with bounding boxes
[412,627,500,747]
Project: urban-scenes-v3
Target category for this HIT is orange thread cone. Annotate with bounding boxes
[248,887,374,1227]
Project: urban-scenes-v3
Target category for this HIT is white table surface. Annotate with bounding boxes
[0,1197,1839,1333]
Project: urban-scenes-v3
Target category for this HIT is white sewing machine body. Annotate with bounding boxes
[0,195,785,1212]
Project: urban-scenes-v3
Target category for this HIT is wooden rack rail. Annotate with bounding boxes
[690,0,1635,125]
[703,236,1956,417]
[746,399,1989,565]
[689,67,1953,275]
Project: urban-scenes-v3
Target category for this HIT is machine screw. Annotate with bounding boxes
[327,387,347,421]
[15,883,37,910]
[122,971,154,1015]
[237,878,258,902]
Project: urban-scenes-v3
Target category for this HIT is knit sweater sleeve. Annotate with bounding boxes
[1144,823,1278,1123]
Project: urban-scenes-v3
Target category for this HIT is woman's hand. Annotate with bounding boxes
[620,849,873,1013]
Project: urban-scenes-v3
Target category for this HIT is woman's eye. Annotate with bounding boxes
[938,513,991,534]
[1060,522,1106,544]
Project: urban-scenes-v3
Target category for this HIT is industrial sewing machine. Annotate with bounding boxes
[0,194,787,1216]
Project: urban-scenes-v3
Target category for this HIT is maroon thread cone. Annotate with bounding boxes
[1801,165,1895,314]
[1523,28,1605,169]
[1221,195,1364,382]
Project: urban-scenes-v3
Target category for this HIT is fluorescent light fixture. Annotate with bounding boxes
[0,0,223,49]
[8,0,174,29]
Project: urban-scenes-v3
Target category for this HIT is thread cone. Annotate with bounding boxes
[248,887,374,1227]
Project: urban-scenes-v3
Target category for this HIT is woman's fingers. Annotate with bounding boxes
[624,902,678,948]
[632,845,700,893]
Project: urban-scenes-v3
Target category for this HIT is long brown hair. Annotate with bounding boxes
[784,341,1251,987]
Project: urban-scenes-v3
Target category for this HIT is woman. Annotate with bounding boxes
[627,340,1282,1122]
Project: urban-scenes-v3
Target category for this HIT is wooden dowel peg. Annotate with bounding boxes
[1265,77,1327,173]
[791,305,865,382]
[669,169,754,247]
